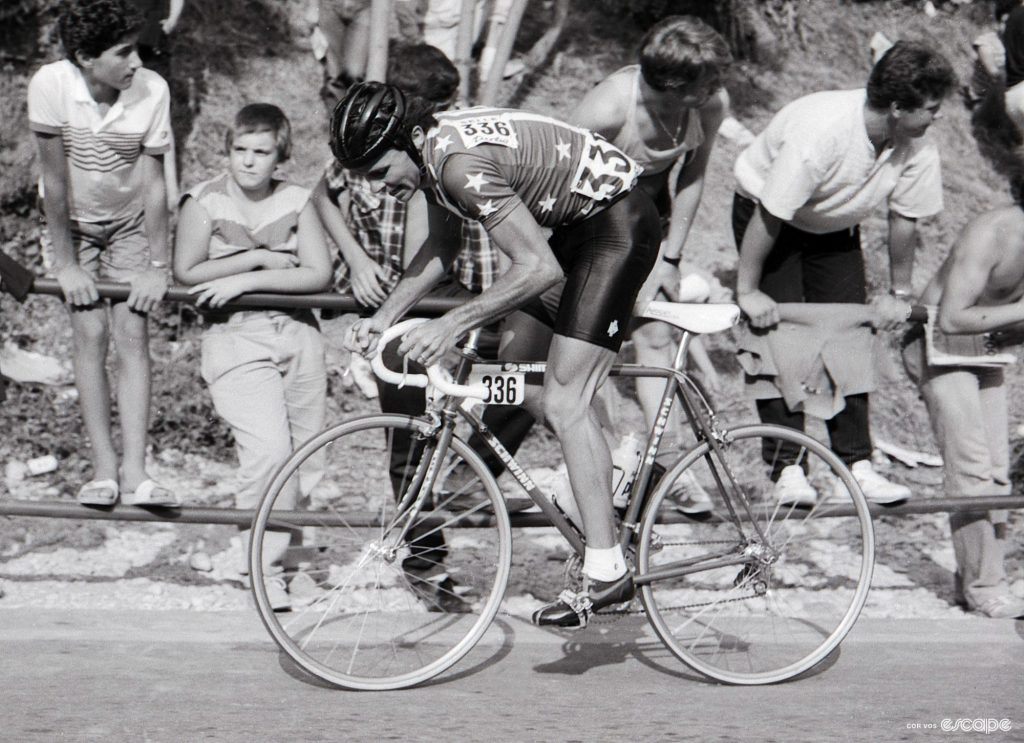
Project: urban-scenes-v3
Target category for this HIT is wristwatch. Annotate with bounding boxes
[662,255,681,267]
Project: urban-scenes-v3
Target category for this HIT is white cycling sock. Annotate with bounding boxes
[583,545,627,582]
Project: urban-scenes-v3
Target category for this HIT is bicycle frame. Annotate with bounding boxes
[397,326,770,584]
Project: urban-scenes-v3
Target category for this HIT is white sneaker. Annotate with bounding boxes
[264,575,292,612]
[773,464,818,507]
[834,460,911,505]
[287,571,326,608]
[669,470,713,515]
[971,593,1024,619]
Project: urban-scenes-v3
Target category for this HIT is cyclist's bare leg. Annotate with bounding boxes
[531,334,636,627]
[493,310,550,423]
[493,311,616,461]
[542,334,618,550]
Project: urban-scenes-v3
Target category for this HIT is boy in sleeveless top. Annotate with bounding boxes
[174,104,332,610]
[471,17,732,516]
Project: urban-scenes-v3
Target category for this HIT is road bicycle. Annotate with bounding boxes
[249,301,876,690]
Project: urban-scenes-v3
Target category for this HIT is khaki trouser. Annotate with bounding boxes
[902,334,1011,607]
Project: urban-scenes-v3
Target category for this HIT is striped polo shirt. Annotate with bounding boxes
[27,59,172,223]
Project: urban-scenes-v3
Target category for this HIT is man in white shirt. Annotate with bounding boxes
[732,40,956,506]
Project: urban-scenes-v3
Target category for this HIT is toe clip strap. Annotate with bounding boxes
[557,589,593,627]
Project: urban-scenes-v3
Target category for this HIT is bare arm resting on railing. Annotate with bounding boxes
[926,207,1024,335]
[174,199,332,307]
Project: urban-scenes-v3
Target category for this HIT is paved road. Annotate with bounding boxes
[2,609,1022,742]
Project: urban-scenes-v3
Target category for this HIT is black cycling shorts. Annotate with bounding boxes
[519,187,661,351]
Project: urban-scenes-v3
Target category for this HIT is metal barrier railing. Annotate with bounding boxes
[2,496,1022,528]
[28,277,462,316]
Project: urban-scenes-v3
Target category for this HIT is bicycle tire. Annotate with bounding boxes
[637,423,875,685]
[250,414,512,691]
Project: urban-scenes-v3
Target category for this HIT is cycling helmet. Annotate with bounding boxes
[330,81,419,169]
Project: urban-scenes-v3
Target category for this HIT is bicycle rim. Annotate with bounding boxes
[638,424,875,684]
[250,414,512,690]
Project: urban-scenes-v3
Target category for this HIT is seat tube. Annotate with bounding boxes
[673,331,693,371]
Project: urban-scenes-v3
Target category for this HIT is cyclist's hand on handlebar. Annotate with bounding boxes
[868,294,912,331]
[397,316,457,367]
[345,317,385,356]
[738,290,779,328]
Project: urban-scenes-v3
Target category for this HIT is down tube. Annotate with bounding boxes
[459,404,586,556]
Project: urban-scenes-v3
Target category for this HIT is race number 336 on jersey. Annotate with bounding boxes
[422,108,644,230]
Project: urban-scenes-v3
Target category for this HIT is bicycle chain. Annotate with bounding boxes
[589,590,759,624]
[590,536,759,624]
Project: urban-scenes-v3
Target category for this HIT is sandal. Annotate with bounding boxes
[77,479,120,506]
[121,479,181,508]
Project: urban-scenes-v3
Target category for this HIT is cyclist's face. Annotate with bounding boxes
[229,131,280,193]
[363,149,421,202]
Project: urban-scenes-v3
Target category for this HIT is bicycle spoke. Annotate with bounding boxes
[639,424,874,684]
[250,415,511,690]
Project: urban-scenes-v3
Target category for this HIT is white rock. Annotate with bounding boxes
[189,552,213,572]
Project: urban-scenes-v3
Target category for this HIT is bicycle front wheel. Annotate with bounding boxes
[250,414,512,690]
[638,424,875,685]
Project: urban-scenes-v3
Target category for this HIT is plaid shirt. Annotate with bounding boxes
[324,161,498,296]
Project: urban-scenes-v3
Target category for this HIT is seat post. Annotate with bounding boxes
[672,330,693,371]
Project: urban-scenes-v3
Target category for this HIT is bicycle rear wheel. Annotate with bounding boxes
[637,424,874,684]
[250,414,512,690]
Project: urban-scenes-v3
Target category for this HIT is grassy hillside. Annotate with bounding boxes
[0,0,1020,494]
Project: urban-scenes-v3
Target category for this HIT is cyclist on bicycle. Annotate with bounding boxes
[332,81,661,627]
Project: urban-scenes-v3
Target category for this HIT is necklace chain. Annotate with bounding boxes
[648,101,684,146]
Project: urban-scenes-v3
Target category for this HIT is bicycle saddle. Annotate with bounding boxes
[639,301,741,334]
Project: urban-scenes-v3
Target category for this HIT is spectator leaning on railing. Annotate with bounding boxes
[0,251,36,406]
[174,103,332,612]
[900,166,1024,620]
[28,0,177,508]
[731,40,956,508]
[314,43,504,608]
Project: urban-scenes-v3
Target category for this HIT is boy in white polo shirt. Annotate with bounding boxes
[28,0,178,507]
[732,41,956,507]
